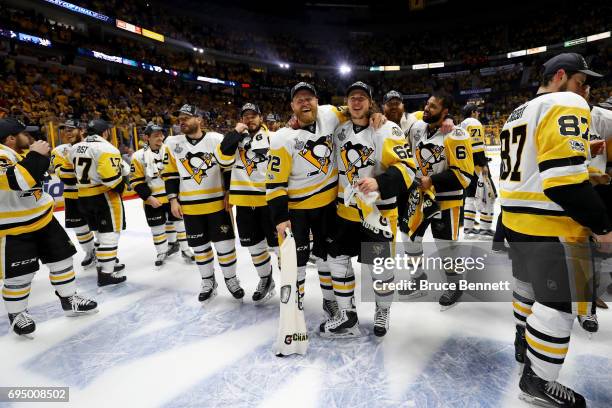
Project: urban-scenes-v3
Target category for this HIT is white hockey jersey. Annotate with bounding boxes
[460,117,485,155]
[162,132,226,215]
[588,105,612,174]
[130,144,169,204]
[67,135,124,197]
[0,145,54,236]
[500,92,591,238]
[266,105,348,214]
[51,143,78,200]
[407,121,474,209]
[334,120,416,222]
[216,126,274,207]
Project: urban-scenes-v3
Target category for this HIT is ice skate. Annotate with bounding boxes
[8,311,36,339]
[398,272,428,299]
[181,249,195,263]
[199,277,218,304]
[373,304,390,337]
[81,249,96,269]
[464,228,479,239]
[252,274,275,305]
[519,359,586,408]
[577,314,598,339]
[97,267,127,292]
[225,276,245,301]
[319,309,362,338]
[155,252,167,268]
[478,229,495,240]
[167,241,180,257]
[56,292,98,316]
[439,288,462,311]
[322,298,340,320]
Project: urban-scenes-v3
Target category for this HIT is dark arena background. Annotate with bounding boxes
[0,0,611,407]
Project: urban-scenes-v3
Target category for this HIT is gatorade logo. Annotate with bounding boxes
[284,333,308,345]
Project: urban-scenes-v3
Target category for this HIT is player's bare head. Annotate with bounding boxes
[290,83,318,125]
[424,91,453,125]
[382,90,404,123]
[346,82,373,122]
[240,103,262,132]
[462,104,479,120]
[541,53,602,94]
[174,104,202,136]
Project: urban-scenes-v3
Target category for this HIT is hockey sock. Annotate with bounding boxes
[248,240,272,278]
[513,278,534,327]
[150,224,168,255]
[193,244,214,279]
[329,256,355,309]
[403,235,424,280]
[314,256,335,301]
[480,212,494,231]
[173,221,189,251]
[2,273,34,314]
[366,262,394,307]
[464,197,476,229]
[47,257,76,297]
[73,225,95,253]
[214,239,237,279]
[97,232,120,274]
[297,265,306,300]
[525,302,574,381]
[165,222,177,244]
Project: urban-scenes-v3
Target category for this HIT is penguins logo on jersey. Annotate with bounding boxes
[298,135,333,175]
[180,152,215,184]
[340,141,375,183]
[238,138,267,176]
[415,143,445,176]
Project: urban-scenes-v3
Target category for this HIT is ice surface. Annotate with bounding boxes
[0,156,610,407]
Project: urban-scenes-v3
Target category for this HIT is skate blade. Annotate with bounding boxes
[12,331,35,340]
[64,308,100,317]
[400,290,428,300]
[319,327,364,339]
[440,302,459,312]
[253,288,276,306]
[517,362,524,376]
[97,281,127,294]
[82,262,96,270]
[518,392,558,408]
[199,289,218,306]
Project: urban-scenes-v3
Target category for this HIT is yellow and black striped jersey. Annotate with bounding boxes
[407,122,474,209]
[334,120,416,222]
[162,132,226,215]
[460,117,485,154]
[215,126,274,207]
[67,135,124,197]
[588,105,612,174]
[266,105,348,220]
[500,92,591,238]
[130,145,169,204]
[0,145,54,236]
[51,143,78,199]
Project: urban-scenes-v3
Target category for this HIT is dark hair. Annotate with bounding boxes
[541,68,576,86]
[431,90,453,111]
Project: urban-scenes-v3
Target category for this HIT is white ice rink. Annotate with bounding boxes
[1,155,611,408]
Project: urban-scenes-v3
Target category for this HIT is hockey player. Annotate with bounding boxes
[460,103,495,238]
[216,103,277,304]
[401,91,475,310]
[321,82,416,338]
[502,53,612,407]
[163,104,244,303]
[267,82,349,321]
[50,119,96,268]
[130,123,194,267]
[0,118,97,338]
[68,119,128,288]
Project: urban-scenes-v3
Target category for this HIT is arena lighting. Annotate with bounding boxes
[279,63,290,69]
[0,29,53,47]
[44,0,111,22]
[199,48,204,53]
[507,50,527,58]
[339,64,351,74]
[412,64,428,70]
[526,46,547,55]
[587,31,611,42]
[428,62,444,69]
[564,37,587,47]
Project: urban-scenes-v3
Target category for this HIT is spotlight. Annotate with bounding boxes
[339,64,351,75]
[199,48,204,53]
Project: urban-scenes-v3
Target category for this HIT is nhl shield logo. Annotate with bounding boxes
[280,285,291,304]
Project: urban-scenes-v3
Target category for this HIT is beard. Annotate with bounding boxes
[247,123,261,133]
[384,109,402,124]
[181,122,199,135]
[423,111,442,124]
[296,110,316,125]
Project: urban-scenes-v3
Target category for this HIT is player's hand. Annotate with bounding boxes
[224,192,233,212]
[370,113,387,129]
[30,140,50,156]
[356,177,379,194]
[590,140,605,156]
[440,118,455,134]
[482,165,489,176]
[593,231,612,254]
[235,122,248,134]
[420,176,432,190]
[170,198,183,219]
[287,115,299,129]
[276,220,292,240]
[146,196,162,208]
